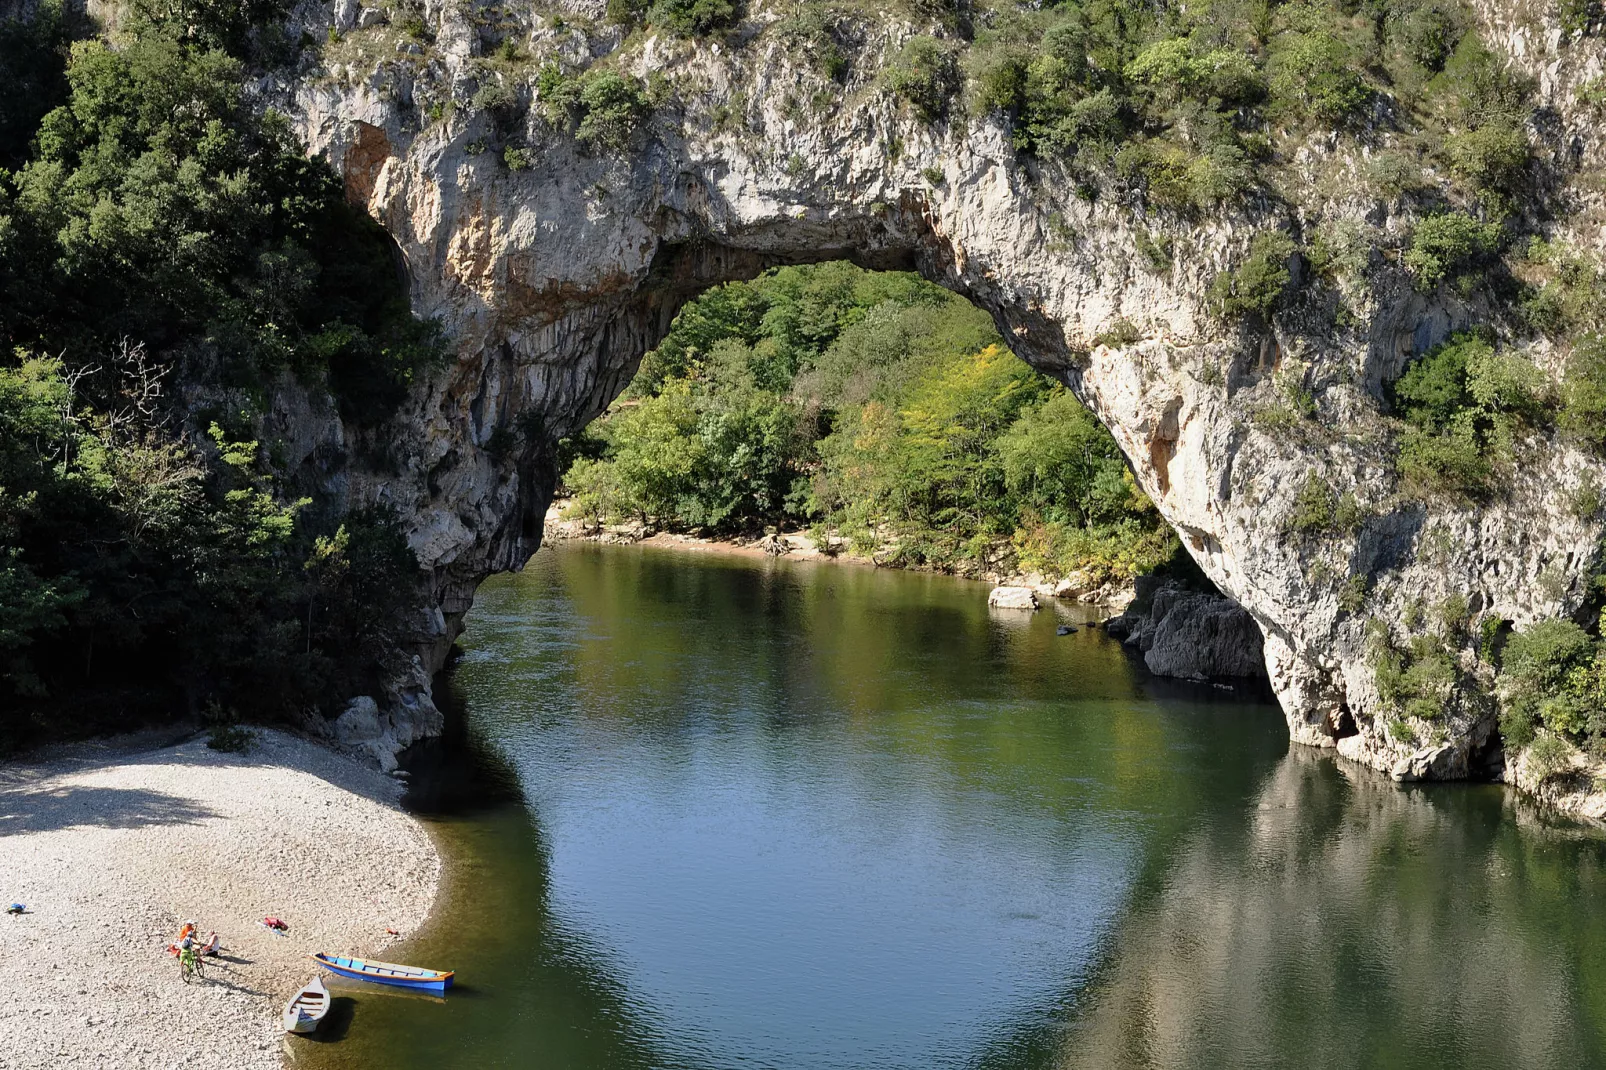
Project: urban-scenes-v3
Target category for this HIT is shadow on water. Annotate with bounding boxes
[396,674,525,819]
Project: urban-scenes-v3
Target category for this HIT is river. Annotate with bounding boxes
[295,542,1606,1070]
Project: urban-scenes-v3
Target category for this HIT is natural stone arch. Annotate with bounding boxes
[278,5,1604,791]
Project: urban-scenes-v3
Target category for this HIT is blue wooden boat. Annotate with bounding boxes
[311,952,455,994]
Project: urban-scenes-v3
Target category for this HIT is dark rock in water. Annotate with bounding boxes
[1142,591,1264,679]
[1106,583,1266,682]
[1056,624,1077,635]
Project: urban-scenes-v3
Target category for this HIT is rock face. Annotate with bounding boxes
[255,0,1606,797]
[325,655,444,771]
[1118,587,1267,681]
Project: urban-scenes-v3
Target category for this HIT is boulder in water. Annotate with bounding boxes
[1139,590,1265,679]
[987,586,1038,610]
[1104,583,1266,681]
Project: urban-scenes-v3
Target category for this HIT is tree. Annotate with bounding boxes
[997,390,1140,526]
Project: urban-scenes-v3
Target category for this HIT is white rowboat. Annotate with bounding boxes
[282,975,331,1034]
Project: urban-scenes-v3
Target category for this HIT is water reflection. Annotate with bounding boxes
[1059,750,1606,1070]
[450,546,1258,1070]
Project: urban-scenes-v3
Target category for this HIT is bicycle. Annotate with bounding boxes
[179,946,205,984]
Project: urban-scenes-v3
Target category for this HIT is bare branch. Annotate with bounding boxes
[103,337,173,440]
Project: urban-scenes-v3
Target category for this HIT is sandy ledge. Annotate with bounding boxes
[0,729,439,1069]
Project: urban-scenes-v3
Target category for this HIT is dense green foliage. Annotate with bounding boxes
[885,36,960,123]
[1497,616,1606,775]
[1404,212,1503,288]
[1518,238,1606,339]
[1388,332,1545,499]
[562,262,1173,581]
[538,64,650,150]
[0,0,71,169]
[1561,337,1606,450]
[0,7,440,744]
[0,354,422,738]
[939,0,1527,216]
[0,24,442,422]
[1208,231,1295,321]
[606,0,740,35]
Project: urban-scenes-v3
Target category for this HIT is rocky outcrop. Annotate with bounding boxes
[325,658,444,772]
[1112,586,1267,681]
[252,0,1606,797]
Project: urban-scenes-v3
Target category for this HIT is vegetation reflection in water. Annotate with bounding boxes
[297,544,1606,1070]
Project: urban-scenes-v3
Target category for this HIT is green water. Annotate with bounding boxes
[296,543,1606,1070]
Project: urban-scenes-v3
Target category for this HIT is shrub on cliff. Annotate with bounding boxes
[1444,120,1529,200]
[1287,472,1363,537]
[1423,35,1533,194]
[1119,139,1253,215]
[884,36,958,123]
[1265,21,1373,128]
[1498,619,1606,753]
[1388,333,1544,499]
[1374,635,1458,722]
[1370,610,1465,724]
[1561,337,1606,450]
[1208,232,1297,321]
[577,71,649,150]
[1404,212,1503,289]
[649,0,739,36]
[538,65,649,151]
[954,0,1525,215]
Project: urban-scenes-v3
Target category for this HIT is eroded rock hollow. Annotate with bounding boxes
[270,0,1605,802]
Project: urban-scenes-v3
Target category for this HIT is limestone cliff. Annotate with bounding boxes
[262,0,1605,810]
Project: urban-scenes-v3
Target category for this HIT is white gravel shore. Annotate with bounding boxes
[0,728,440,1069]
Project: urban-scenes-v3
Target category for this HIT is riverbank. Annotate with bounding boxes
[0,728,439,1069]
[543,503,1138,609]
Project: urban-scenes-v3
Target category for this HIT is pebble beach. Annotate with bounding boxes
[0,729,440,1069]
